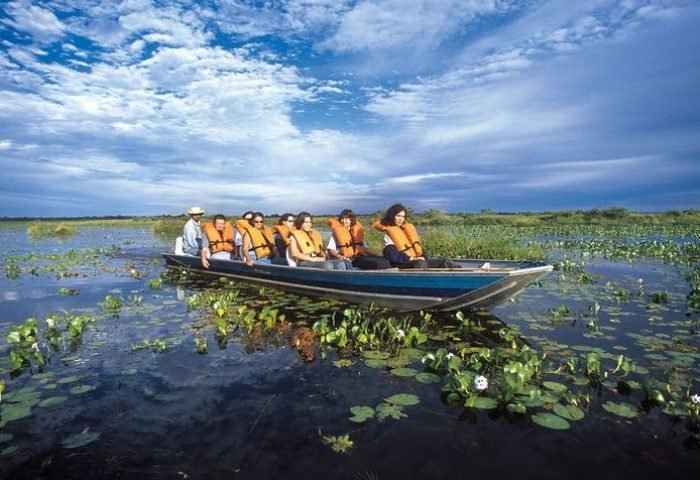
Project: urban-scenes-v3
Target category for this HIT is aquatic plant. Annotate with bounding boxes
[99,295,122,314]
[27,222,77,239]
[320,430,354,454]
[131,338,169,353]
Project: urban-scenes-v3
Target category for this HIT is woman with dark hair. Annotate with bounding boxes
[326,209,390,270]
[374,203,458,269]
[240,212,276,266]
[288,212,347,270]
[270,213,295,265]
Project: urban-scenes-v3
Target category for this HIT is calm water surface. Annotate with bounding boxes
[0,226,698,479]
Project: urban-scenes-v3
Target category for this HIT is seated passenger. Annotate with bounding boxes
[233,211,254,260]
[288,212,348,270]
[201,214,235,269]
[241,212,277,266]
[326,209,391,270]
[270,213,295,265]
[374,203,460,269]
[182,206,205,256]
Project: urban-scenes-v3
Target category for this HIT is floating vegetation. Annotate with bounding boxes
[320,431,354,454]
[131,337,170,353]
[27,222,77,239]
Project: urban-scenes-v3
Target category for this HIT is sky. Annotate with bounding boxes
[0,0,699,217]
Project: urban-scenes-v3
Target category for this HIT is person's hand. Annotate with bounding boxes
[202,257,210,269]
[245,258,253,267]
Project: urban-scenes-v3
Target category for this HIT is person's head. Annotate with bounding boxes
[241,210,254,221]
[381,203,408,227]
[187,206,205,220]
[248,212,265,228]
[338,209,356,228]
[295,212,313,231]
[213,214,227,231]
[278,213,295,226]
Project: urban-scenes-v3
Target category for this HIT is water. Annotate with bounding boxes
[0,226,698,479]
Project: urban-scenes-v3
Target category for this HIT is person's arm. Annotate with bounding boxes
[326,236,343,260]
[242,232,253,266]
[383,244,412,266]
[200,235,211,268]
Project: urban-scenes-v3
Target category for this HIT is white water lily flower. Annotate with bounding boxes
[445,352,454,360]
[396,329,406,339]
[31,342,39,352]
[474,375,488,392]
[46,318,55,329]
[691,394,700,405]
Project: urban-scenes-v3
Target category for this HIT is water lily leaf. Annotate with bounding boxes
[0,433,14,443]
[70,385,96,395]
[1,403,32,423]
[542,381,568,394]
[61,431,100,449]
[376,402,407,421]
[466,396,498,410]
[602,401,638,419]
[385,356,410,368]
[1,445,18,456]
[386,393,420,406]
[553,404,585,421]
[39,396,68,408]
[121,368,138,375]
[364,359,388,368]
[349,406,375,423]
[415,372,441,384]
[57,375,81,384]
[362,351,390,360]
[390,367,418,377]
[401,348,424,360]
[531,412,571,430]
[3,387,39,403]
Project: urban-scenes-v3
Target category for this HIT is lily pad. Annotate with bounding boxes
[466,396,498,410]
[553,404,585,421]
[362,351,390,360]
[542,381,568,394]
[349,406,375,423]
[415,372,441,384]
[386,393,420,406]
[0,433,13,443]
[61,431,100,449]
[376,402,407,421]
[364,359,388,369]
[401,348,425,360]
[39,396,68,408]
[390,367,418,377]
[1,403,32,423]
[57,375,81,384]
[602,401,638,419]
[70,385,96,395]
[1,445,18,456]
[531,412,571,430]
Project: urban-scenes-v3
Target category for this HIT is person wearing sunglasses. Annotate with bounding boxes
[241,212,276,266]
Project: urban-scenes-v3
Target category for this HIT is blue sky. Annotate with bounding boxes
[0,0,698,217]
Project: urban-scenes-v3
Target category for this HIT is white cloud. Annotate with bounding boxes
[3,1,65,43]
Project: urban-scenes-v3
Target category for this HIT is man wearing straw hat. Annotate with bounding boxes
[183,206,205,256]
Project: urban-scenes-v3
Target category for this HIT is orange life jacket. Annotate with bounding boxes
[372,220,424,258]
[290,229,324,256]
[326,218,366,257]
[271,224,293,248]
[202,222,235,253]
[244,224,275,259]
[234,219,249,237]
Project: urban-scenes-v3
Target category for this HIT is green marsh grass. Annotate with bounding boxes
[27,222,77,239]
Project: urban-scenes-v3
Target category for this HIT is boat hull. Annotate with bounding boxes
[162,254,552,312]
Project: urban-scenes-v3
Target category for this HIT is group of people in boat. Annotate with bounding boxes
[181,204,458,270]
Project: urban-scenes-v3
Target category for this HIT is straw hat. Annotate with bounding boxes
[186,206,205,215]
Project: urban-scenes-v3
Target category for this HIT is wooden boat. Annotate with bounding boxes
[163,242,552,312]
